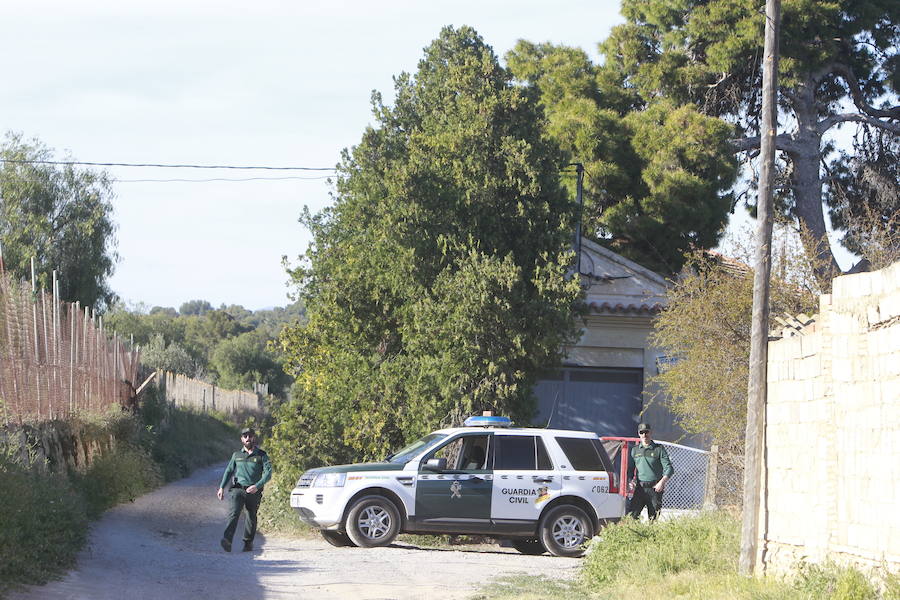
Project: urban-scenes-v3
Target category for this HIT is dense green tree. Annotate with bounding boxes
[179,299,213,316]
[240,300,306,335]
[507,42,739,274]
[105,304,185,348]
[597,0,899,276]
[0,133,118,309]
[273,26,583,474]
[140,333,199,377]
[210,331,290,395]
[220,303,252,322]
[182,309,249,360]
[106,302,293,394]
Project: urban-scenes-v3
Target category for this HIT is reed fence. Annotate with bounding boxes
[158,371,265,414]
[0,265,139,424]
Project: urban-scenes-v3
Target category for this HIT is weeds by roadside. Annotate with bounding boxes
[0,440,87,597]
[138,386,237,482]
[0,383,242,598]
[472,575,596,600]
[475,512,897,600]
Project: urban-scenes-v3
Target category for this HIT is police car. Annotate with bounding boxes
[289,415,624,557]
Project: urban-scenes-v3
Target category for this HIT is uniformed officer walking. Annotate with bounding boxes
[217,427,272,552]
[627,423,674,521]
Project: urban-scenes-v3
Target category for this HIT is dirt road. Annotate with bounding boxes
[11,463,580,600]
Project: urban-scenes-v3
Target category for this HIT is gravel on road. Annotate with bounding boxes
[10,463,581,600]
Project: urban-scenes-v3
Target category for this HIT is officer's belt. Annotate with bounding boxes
[638,479,660,487]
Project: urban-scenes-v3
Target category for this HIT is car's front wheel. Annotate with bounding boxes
[321,530,356,547]
[539,505,594,557]
[345,495,401,548]
[510,537,545,555]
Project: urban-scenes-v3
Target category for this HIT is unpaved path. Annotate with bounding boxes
[11,463,580,600]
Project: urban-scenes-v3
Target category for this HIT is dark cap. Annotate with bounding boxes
[241,427,255,436]
[637,423,651,433]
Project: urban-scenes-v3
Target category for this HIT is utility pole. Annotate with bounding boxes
[740,0,781,577]
[569,162,585,278]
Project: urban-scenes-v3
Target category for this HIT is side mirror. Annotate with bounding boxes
[423,457,447,471]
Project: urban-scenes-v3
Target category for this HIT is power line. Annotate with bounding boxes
[115,175,333,183]
[0,158,336,171]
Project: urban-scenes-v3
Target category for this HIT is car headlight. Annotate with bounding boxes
[313,472,346,488]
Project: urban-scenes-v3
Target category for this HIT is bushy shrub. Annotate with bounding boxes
[148,406,237,481]
[2,390,241,593]
[72,444,163,518]
[794,561,879,600]
[580,512,894,600]
[0,444,87,594]
[583,511,740,585]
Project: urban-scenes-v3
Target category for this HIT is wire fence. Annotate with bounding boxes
[657,441,711,510]
[603,438,714,511]
[0,268,140,423]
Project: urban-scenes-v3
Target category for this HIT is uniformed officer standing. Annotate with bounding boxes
[627,423,674,521]
[217,427,272,552]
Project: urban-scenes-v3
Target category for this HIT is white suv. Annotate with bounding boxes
[289,416,624,557]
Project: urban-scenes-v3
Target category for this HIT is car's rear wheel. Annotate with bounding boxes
[345,495,401,548]
[321,530,356,547]
[511,537,546,555]
[539,505,594,557]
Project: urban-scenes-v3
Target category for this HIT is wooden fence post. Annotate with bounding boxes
[703,444,719,510]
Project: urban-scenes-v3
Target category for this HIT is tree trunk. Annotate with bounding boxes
[787,79,841,280]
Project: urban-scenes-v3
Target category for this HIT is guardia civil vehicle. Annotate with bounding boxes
[289,416,625,557]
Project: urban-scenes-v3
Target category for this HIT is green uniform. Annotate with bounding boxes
[220,447,272,491]
[628,441,674,520]
[630,441,674,483]
[220,447,272,548]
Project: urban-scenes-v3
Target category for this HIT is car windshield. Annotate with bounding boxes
[385,433,447,464]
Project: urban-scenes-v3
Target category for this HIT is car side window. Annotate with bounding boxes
[555,437,614,471]
[494,435,548,470]
[536,437,553,470]
[423,434,491,471]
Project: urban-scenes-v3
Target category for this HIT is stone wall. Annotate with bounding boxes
[1,418,119,474]
[762,260,900,574]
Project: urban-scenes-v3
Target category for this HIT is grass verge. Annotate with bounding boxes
[475,512,897,600]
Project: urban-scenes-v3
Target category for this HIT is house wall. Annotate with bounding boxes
[537,238,699,445]
[566,314,686,443]
[762,261,900,575]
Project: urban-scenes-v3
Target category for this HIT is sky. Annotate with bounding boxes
[0,1,628,311]
[0,1,854,312]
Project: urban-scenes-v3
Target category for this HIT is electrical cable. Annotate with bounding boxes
[0,158,336,171]
[115,175,332,183]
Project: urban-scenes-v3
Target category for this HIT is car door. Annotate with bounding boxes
[491,433,561,529]
[414,433,493,531]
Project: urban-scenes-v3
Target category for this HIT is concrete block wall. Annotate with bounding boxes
[762,261,900,575]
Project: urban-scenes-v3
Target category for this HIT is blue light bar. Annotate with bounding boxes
[464,415,512,428]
